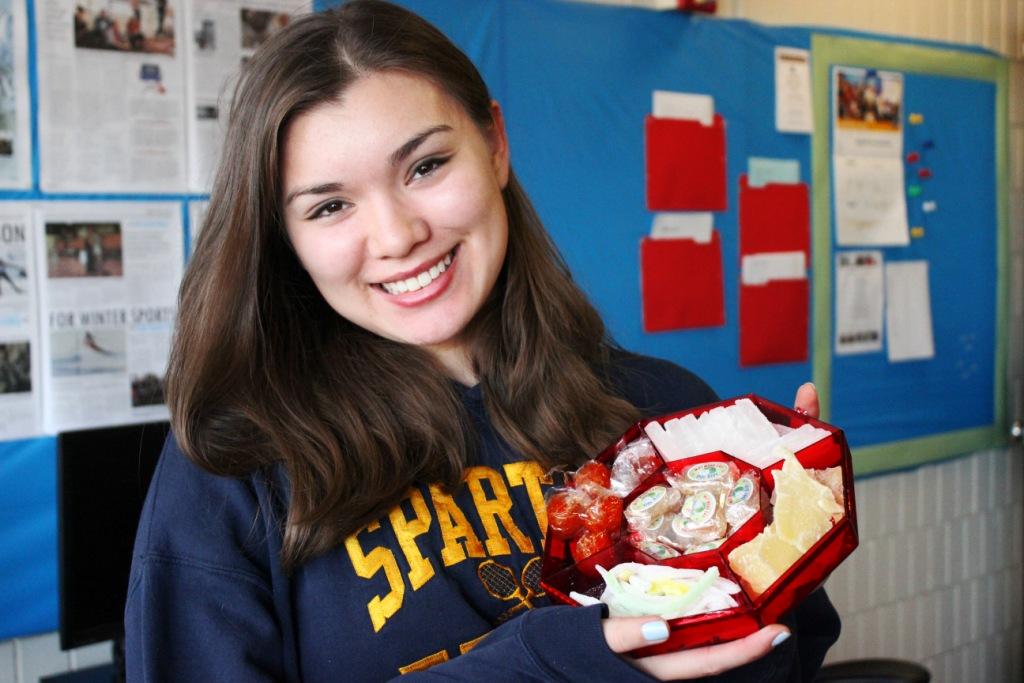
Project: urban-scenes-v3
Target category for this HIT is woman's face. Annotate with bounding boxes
[280,71,510,363]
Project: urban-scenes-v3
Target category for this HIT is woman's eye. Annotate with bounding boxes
[310,199,348,219]
[411,156,449,180]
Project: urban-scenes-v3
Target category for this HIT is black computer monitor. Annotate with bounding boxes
[57,420,169,651]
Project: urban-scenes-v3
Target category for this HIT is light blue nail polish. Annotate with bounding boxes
[771,632,791,648]
[641,620,669,642]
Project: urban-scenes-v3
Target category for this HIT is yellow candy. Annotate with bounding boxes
[772,455,844,553]
[728,528,802,596]
[649,579,690,596]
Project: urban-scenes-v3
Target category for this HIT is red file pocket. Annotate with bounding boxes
[738,175,809,256]
[640,234,725,332]
[645,114,727,211]
[739,278,808,366]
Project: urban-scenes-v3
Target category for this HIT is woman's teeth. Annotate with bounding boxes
[380,251,453,295]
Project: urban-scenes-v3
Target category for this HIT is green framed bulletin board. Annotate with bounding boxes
[810,35,1009,476]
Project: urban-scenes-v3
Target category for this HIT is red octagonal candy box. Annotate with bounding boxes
[539,394,858,656]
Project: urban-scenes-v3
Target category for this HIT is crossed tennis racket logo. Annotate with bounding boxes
[476,556,545,623]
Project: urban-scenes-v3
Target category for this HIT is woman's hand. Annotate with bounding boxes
[793,382,819,420]
[603,616,790,679]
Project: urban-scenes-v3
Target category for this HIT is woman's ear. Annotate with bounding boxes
[488,100,511,189]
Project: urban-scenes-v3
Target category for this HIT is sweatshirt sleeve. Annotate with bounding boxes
[124,436,290,682]
[397,604,657,683]
[125,553,286,682]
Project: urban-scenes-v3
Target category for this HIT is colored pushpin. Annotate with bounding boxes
[911,226,925,238]
[908,185,923,197]
[922,201,938,213]
[921,139,935,149]
[908,113,924,125]
[906,151,920,164]
[918,167,933,179]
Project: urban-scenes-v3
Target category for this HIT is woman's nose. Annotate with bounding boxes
[365,193,430,259]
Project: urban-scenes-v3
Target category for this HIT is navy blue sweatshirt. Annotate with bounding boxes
[125,351,840,681]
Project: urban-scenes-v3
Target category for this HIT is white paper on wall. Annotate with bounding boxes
[885,260,935,363]
[36,0,188,192]
[831,66,909,246]
[34,202,183,432]
[0,0,33,189]
[833,156,910,246]
[834,250,884,355]
[183,0,311,192]
[0,203,43,439]
[774,47,813,134]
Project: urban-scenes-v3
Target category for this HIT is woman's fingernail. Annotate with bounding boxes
[801,381,816,391]
[771,631,791,648]
[641,620,670,642]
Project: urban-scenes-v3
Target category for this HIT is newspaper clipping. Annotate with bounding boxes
[184,0,309,191]
[0,0,32,189]
[34,202,182,432]
[0,204,41,439]
[36,0,187,192]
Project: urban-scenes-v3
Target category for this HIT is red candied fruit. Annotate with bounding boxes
[546,490,586,539]
[571,530,612,562]
[584,494,623,534]
[574,461,611,491]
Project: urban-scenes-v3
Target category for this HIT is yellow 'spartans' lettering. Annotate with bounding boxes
[428,483,485,567]
[465,466,534,556]
[502,461,551,535]
[344,521,405,633]
[397,650,449,674]
[389,489,435,590]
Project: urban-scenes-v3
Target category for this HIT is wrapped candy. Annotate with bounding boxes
[610,437,662,496]
[667,460,739,498]
[684,538,726,554]
[624,485,681,528]
[663,490,728,551]
[725,470,761,532]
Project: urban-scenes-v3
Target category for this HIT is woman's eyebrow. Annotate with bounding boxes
[389,124,453,167]
[284,181,345,207]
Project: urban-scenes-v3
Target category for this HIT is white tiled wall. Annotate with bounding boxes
[824,447,1024,682]
[0,634,110,683]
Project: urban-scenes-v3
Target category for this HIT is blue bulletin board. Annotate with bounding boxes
[810,35,1008,475]
[0,0,1008,641]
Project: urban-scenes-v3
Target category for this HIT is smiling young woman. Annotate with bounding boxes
[125,2,838,681]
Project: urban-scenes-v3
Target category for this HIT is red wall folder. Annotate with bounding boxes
[640,233,725,332]
[739,279,808,366]
[738,173,810,365]
[645,114,727,211]
[738,174,809,256]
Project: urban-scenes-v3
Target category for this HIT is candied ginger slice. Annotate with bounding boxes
[772,456,844,553]
[728,528,802,596]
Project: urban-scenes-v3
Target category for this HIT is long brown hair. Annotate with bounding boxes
[168,0,640,569]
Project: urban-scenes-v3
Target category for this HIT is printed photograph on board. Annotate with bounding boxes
[0,340,30,393]
[51,328,127,377]
[240,8,289,49]
[45,222,123,278]
[834,67,902,132]
[74,0,175,55]
[0,4,16,158]
[130,372,164,406]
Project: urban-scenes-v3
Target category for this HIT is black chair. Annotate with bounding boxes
[815,658,931,683]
